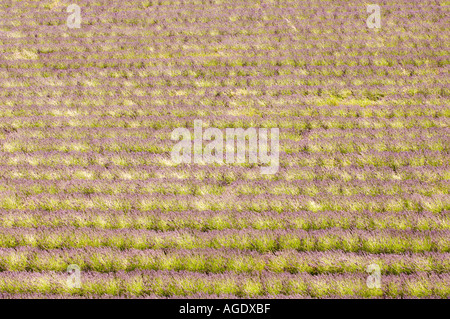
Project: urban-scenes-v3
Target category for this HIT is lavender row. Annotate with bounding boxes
[1,136,447,153]
[3,23,445,46]
[1,247,448,274]
[2,49,446,68]
[2,45,445,64]
[0,227,448,253]
[0,270,448,297]
[3,2,444,22]
[0,105,447,118]
[1,0,442,12]
[0,165,447,183]
[1,87,444,106]
[0,192,447,213]
[2,21,446,44]
[0,149,447,168]
[1,126,448,141]
[1,84,446,101]
[0,293,445,299]
[2,41,445,63]
[0,209,448,231]
[0,116,446,130]
[3,65,446,82]
[2,36,446,59]
[1,57,447,74]
[1,178,447,197]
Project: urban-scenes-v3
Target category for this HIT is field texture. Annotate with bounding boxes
[0,0,449,298]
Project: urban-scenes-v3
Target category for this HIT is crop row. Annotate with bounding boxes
[2,2,445,19]
[2,73,448,89]
[0,103,447,118]
[0,270,448,297]
[2,34,445,53]
[0,227,449,253]
[1,127,447,141]
[1,137,447,154]
[1,178,447,197]
[2,27,443,43]
[2,15,445,34]
[0,293,397,299]
[0,210,448,231]
[1,21,445,44]
[0,247,449,274]
[2,76,447,93]
[0,116,447,130]
[0,165,447,183]
[1,97,443,111]
[0,0,441,9]
[0,192,448,212]
[2,47,447,65]
[2,46,446,64]
[2,64,446,81]
[0,150,447,168]
[1,55,447,71]
[0,92,443,108]
[0,88,446,106]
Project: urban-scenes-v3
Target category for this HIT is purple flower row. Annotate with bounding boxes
[0,246,448,274]
[0,209,448,231]
[0,270,448,297]
[0,227,448,253]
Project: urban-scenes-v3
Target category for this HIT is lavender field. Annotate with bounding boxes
[0,0,448,298]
